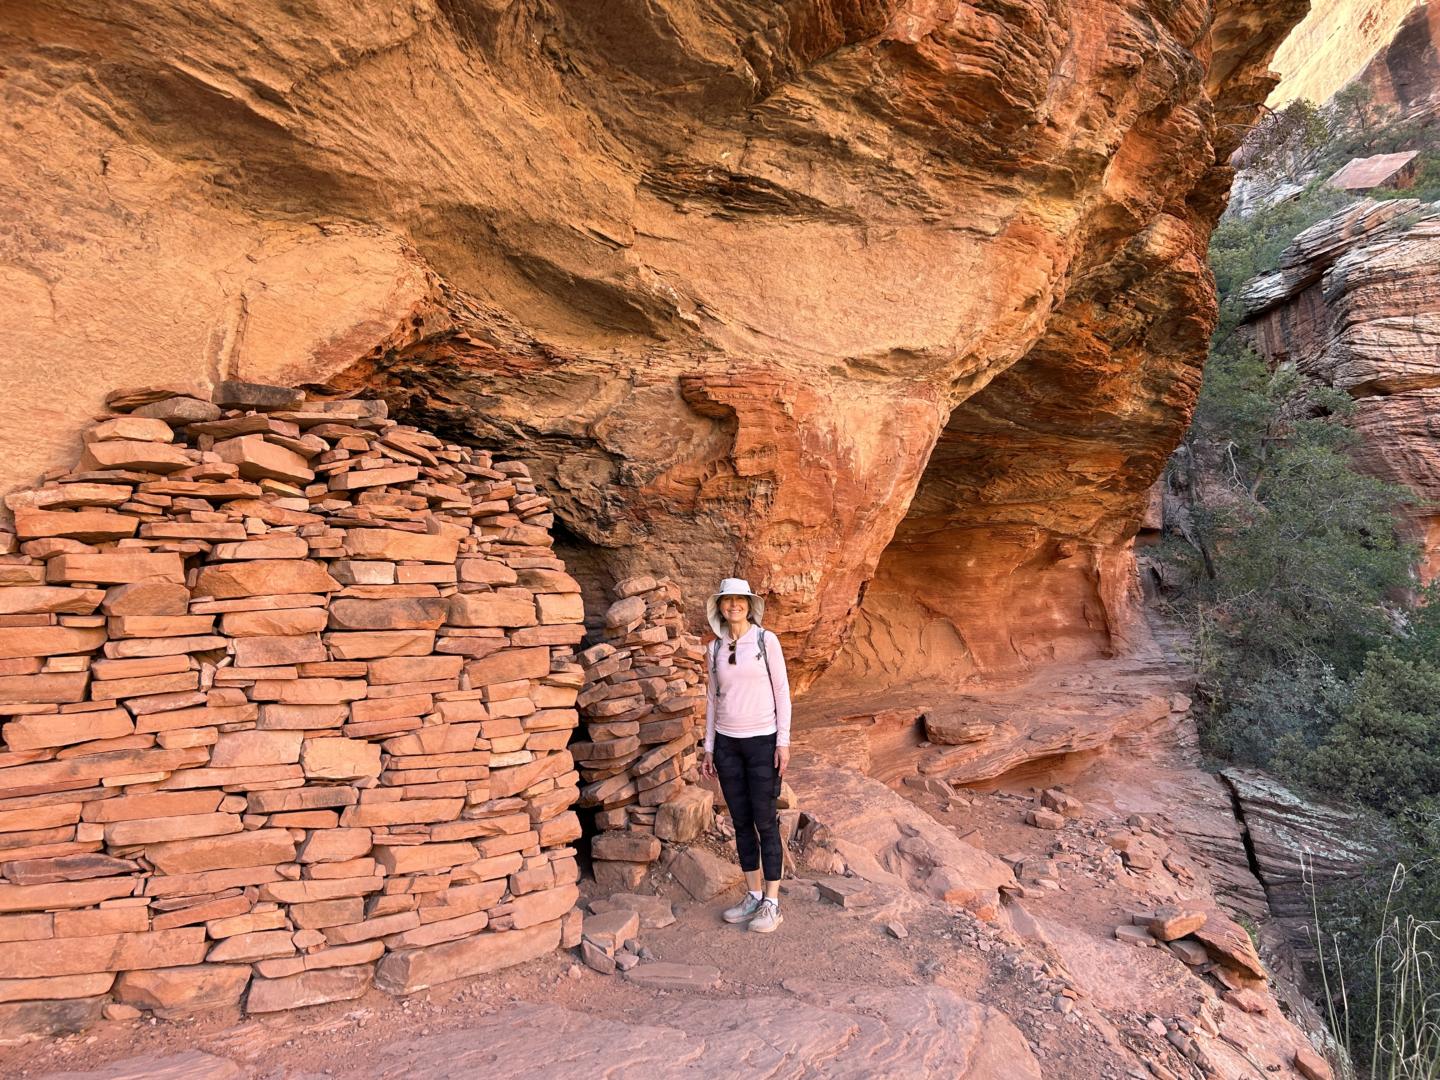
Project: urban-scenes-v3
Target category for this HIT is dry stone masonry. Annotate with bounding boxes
[0,381,587,1035]
[574,580,713,891]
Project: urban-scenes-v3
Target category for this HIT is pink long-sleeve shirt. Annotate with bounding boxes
[704,625,791,752]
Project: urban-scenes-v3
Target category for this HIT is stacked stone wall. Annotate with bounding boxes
[0,381,586,1034]
[573,579,713,890]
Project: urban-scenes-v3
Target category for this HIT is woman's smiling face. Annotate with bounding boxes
[720,595,751,623]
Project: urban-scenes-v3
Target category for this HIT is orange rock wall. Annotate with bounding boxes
[2,1,1309,694]
[1266,0,1428,108]
[0,386,586,1031]
[1346,1,1440,115]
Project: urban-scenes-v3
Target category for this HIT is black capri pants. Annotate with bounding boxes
[713,731,783,881]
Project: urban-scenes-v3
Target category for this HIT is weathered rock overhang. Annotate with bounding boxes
[3,0,1310,695]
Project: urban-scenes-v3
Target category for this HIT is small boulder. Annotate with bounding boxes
[592,859,648,893]
[1168,939,1209,966]
[1039,788,1083,819]
[1223,988,1269,1014]
[561,907,584,948]
[1121,850,1155,871]
[654,786,713,843]
[1025,808,1065,830]
[1148,906,1207,942]
[1294,1046,1333,1080]
[583,908,639,954]
[623,962,720,991]
[591,831,661,864]
[815,876,878,909]
[669,846,742,901]
[1191,910,1266,980]
[591,893,675,929]
[613,576,659,598]
[581,940,616,975]
[115,964,251,1017]
[903,775,954,798]
[1114,925,1154,948]
[603,596,645,629]
[923,710,998,745]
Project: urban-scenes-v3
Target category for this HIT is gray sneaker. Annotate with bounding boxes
[748,898,783,934]
[723,893,763,924]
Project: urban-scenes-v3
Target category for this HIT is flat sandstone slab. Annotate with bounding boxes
[35,1051,242,1080]
[374,918,562,994]
[360,981,1040,1079]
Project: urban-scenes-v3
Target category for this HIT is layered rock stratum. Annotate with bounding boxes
[2,1,1308,692]
[0,383,592,1029]
[1241,198,1440,578]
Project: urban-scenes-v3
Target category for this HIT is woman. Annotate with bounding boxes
[699,577,791,934]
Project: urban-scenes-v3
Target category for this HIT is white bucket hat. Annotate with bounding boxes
[707,577,765,638]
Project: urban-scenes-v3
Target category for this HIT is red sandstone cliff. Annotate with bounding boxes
[1,0,1308,689]
[1241,198,1440,579]
[1269,0,1440,115]
[1266,0,1427,108]
[1349,1,1440,117]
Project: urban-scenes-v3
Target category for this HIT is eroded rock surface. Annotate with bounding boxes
[787,751,1017,914]
[1271,0,1440,114]
[361,987,1039,1080]
[1222,768,1380,966]
[1242,199,1440,577]
[1351,1,1440,116]
[1266,0,1427,108]
[3,0,1307,689]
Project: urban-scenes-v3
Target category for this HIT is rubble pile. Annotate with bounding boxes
[0,381,587,1034]
[572,579,712,891]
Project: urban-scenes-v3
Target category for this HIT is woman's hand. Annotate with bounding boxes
[699,751,715,778]
[775,745,790,776]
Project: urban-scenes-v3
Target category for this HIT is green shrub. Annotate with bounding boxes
[1201,658,1346,768]
[1175,337,1414,696]
[1301,648,1440,815]
[1205,443,1413,677]
[1182,91,1440,1078]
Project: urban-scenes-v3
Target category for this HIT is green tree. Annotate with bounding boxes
[1329,83,1377,137]
[1240,99,1335,177]
[1303,650,1440,814]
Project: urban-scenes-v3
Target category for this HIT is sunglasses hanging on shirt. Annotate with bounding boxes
[727,640,737,664]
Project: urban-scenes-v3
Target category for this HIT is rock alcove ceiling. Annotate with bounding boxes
[2,0,1308,690]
